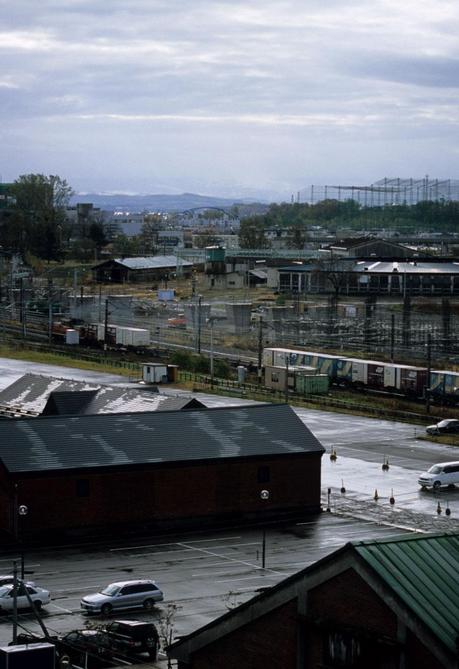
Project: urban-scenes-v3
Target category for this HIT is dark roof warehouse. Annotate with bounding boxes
[0,403,323,473]
[0,403,325,538]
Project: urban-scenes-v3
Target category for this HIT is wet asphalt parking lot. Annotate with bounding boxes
[0,358,457,646]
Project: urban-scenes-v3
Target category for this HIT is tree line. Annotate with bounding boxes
[0,174,107,262]
[238,199,459,249]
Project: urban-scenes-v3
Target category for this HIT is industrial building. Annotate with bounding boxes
[0,404,324,540]
[0,373,204,418]
[170,532,459,669]
[279,260,459,296]
[92,255,193,283]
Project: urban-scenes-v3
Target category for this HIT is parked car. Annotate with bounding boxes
[0,582,50,611]
[418,461,459,489]
[104,619,159,659]
[0,575,34,587]
[80,579,164,615]
[426,419,459,435]
[59,630,114,668]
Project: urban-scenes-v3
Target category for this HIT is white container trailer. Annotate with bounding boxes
[115,326,150,347]
[351,360,368,385]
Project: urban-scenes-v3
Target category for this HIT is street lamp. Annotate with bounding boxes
[260,489,270,569]
[17,504,28,579]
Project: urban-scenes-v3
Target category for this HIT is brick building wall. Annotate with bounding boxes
[179,600,298,669]
[308,568,397,636]
[173,565,452,668]
[4,453,322,536]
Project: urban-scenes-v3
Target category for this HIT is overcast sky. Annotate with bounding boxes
[1,0,459,200]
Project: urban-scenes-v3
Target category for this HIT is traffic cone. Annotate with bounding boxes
[374,489,379,501]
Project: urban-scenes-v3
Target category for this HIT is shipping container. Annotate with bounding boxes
[399,366,427,396]
[367,364,385,390]
[335,358,353,383]
[384,365,397,389]
[429,371,459,401]
[0,643,55,669]
[295,373,329,395]
[351,360,368,386]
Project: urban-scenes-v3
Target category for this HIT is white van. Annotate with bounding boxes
[418,461,459,490]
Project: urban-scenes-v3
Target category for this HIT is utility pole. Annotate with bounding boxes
[20,277,26,339]
[390,314,395,362]
[196,295,202,354]
[285,357,290,403]
[426,333,432,413]
[48,299,53,344]
[12,561,18,644]
[104,298,109,351]
[257,316,263,384]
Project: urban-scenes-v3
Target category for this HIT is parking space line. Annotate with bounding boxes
[110,536,241,552]
[178,542,282,575]
[217,575,279,583]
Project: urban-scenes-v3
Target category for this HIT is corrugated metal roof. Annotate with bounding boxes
[0,374,100,414]
[113,255,193,270]
[278,261,459,274]
[0,374,202,417]
[249,269,268,280]
[354,532,459,654]
[352,261,459,274]
[0,403,324,473]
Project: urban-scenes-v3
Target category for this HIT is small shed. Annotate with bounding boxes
[142,362,169,384]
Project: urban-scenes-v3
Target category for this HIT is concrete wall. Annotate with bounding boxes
[225,302,252,334]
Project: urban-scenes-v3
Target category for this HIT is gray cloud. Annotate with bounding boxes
[1,0,459,197]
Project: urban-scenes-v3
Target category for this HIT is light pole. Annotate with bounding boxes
[260,489,270,569]
[196,295,202,354]
[18,504,28,579]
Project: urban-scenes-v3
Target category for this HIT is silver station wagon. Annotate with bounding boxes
[80,579,164,615]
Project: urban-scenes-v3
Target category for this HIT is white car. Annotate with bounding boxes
[418,461,459,490]
[0,583,50,611]
[81,579,163,615]
[0,575,35,587]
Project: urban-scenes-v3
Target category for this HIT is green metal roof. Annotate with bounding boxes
[354,532,459,655]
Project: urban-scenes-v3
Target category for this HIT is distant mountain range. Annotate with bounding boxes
[70,191,268,213]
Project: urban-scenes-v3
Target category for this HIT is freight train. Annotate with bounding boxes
[51,321,150,351]
[262,347,459,405]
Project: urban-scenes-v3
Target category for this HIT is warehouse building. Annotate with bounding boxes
[0,403,324,540]
[170,532,459,669]
[92,255,193,283]
[279,260,459,296]
[0,373,204,418]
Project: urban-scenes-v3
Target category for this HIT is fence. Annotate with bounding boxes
[178,371,438,423]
